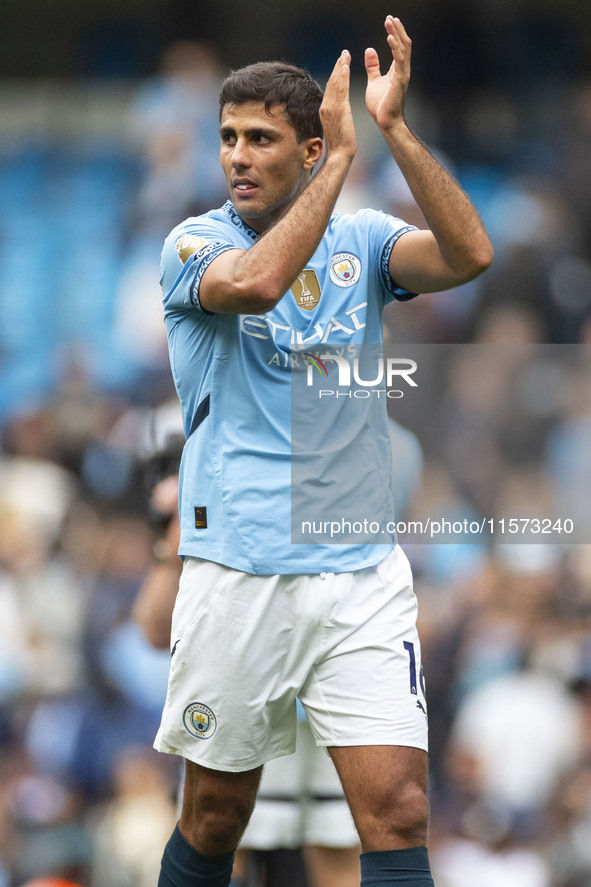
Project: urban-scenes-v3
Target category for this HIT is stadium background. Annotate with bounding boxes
[1,1,591,884]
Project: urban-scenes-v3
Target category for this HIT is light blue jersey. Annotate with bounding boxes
[161,200,417,574]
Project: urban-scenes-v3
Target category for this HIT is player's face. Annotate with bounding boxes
[219,101,323,234]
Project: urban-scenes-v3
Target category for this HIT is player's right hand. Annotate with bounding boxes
[319,51,357,163]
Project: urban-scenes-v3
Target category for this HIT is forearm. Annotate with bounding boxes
[383,121,493,279]
[216,153,352,313]
[133,512,181,650]
[133,561,179,649]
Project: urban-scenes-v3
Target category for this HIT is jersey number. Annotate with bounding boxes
[404,640,425,697]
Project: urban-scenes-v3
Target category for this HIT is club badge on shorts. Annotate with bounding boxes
[183,702,217,739]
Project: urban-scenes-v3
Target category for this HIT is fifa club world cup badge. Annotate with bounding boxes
[290,269,321,311]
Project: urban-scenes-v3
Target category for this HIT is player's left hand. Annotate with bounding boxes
[365,16,411,131]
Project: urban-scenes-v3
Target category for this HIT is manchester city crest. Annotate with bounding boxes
[183,702,217,740]
[329,252,362,288]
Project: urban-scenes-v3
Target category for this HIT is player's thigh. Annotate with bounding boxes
[156,558,321,771]
[300,547,428,750]
[328,744,429,851]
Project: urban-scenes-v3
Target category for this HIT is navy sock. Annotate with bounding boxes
[360,846,434,886]
[158,824,235,887]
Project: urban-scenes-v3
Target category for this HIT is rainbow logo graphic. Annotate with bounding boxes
[302,352,329,376]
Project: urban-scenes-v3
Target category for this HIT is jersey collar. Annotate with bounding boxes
[223,200,260,242]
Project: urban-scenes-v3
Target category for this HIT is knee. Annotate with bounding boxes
[180,767,260,855]
[193,789,254,842]
[357,780,429,850]
[392,780,430,843]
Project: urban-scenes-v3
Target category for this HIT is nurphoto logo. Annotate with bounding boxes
[302,350,418,399]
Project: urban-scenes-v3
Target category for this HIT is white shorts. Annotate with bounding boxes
[154,545,428,772]
[239,718,359,849]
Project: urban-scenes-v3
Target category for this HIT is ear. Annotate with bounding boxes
[302,137,325,170]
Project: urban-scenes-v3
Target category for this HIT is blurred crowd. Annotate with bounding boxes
[1,30,591,887]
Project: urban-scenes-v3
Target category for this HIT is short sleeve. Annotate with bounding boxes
[160,220,238,314]
[379,222,419,302]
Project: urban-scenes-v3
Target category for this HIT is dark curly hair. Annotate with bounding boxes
[219,61,323,142]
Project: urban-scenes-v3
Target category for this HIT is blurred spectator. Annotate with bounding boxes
[112,41,230,371]
[432,812,551,887]
[88,747,177,887]
[128,39,228,239]
[448,666,581,819]
[18,880,84,887]
[545,763,591,887]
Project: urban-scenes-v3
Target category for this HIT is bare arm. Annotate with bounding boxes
[199,52,357,314]
[133,512,181,649]
[133,477,182,650]
[365,17,493,294]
